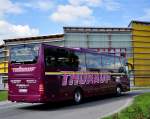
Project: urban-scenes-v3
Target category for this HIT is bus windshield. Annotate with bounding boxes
[10,44,39,64]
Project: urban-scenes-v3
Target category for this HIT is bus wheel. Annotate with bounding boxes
[116,86,122,96]
[74,89,83,104]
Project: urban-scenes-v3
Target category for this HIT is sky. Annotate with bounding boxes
[0,0,150,45]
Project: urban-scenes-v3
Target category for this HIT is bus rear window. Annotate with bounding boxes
[10,44,39,64]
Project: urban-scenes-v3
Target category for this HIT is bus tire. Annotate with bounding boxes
[73,89,83,104]
[116,86,122,96]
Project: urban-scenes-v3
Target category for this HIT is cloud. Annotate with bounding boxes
[68,0,102,7]
[50,0,121,24]
[0,0,22,17]
[103,0,121,11]
[139,9,150,20]
[0,20,39,45]
[68,0,120,10]
[22,0,54,11]
[50,4,93,24]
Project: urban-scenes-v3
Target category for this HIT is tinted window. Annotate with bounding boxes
[45,48,82,70]
[86,53,102,71]
[75,52,86,71]
[120,56,125,65]
[115,57,122,68]
[102,55,115,69]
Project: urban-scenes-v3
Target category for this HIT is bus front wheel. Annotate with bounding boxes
[73,89,83,104]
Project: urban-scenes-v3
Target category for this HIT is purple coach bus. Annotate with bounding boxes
[8,44,131,103]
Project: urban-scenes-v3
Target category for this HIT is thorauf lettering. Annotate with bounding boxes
[62,73,110,86]
[12,66,36,72]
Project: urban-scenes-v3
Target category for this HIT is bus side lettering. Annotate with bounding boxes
[93,74,100,84]
[62,74,68,86]
[62,73,110,86]
[79,74,87,85]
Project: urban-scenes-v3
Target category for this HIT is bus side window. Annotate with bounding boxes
[46,56,52,66]
[102,55,108,69]
[110,56,115,69]
[86,53,101,71]
[75,51,86,71]
[45,48,56,67]
[102,55,115,69]
[115,57,121,68]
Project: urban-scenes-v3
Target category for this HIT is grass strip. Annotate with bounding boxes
[0,91,8,101]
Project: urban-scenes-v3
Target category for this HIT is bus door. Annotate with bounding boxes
[86,53,104,95]
[101,55,116,94]
[118,57,131,90]
[44,47,63,98]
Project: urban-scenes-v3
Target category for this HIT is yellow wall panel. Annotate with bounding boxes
[0,69,7,73]
[0,61,8,74]
[135,78,150,86]
[134,54,150,58]
[133,30,150,36]
[0,69,4,73]
[133,42,150,47]
[133,36,150,41]
[134,71,150,75]
[134,59,150,64]
[5,69,8,73]
[134,65,150,70]
[132,22,150,86]
[5,64,8,67]
[0,63,5,67]
[134,48,150,53]
[133,24,150,31]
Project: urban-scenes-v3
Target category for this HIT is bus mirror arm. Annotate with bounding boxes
[125,62,134,71]
[125,63,134,78]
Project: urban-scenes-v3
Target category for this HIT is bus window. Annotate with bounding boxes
[44,48,79,70]
[108,56,115,69]
[115,57,122,68]
[86,53,101,71]
[102,56,115,69]
[120,57,125,66]
[10,44,39,64]
[45,48,57,67]
[75,52,86,71]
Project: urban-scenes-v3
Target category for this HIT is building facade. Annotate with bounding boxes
[130,21,150,86]
[64,27,132,57]
[4,34,64,46]
[0,45,8,90]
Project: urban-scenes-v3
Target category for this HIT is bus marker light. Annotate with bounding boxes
[39,83,44,95]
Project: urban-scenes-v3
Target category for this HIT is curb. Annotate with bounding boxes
[101,97,134,118]
[0,100,11,106]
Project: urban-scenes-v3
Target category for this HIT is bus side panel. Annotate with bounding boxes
[44,74,76,102]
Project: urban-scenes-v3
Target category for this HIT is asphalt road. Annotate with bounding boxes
[0,89,150,119]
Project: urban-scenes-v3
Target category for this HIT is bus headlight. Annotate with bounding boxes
[116,76,120,83]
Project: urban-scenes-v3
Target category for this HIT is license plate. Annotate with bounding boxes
[19,89,27,93]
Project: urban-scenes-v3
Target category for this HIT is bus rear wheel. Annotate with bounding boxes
[73,89,83,104]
